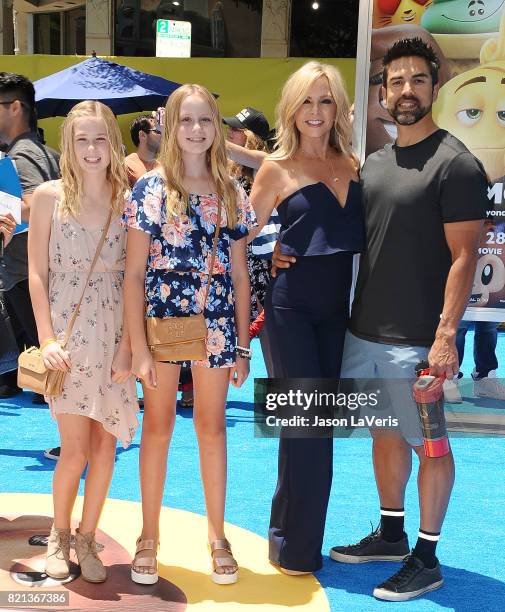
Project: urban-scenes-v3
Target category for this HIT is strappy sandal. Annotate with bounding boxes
[131,537,159,585]
[208,539,238,585]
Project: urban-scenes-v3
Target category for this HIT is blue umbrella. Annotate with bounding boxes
[34,55,182,118]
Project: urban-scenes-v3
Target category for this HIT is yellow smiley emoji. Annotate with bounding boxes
[434,15,505,180]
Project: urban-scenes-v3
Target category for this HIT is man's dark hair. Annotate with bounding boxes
[382,37,440,87]
[0,72,37,130]
[130,115,153,148]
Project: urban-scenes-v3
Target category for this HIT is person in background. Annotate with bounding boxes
[0,214,16,246]
[451,321,505,400]
[224,107,278,376]
[223,107,270,150]
[125,114,161,188]
[0,216,17,385]
[0,72,59,404]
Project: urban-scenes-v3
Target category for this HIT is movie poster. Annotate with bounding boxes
[354,0,505,321]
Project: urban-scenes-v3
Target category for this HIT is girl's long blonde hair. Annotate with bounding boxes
[270,61,352,161]
[158,84,237,228]
[59,100,128,217]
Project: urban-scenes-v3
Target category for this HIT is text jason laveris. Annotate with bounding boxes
[265,415,399,428]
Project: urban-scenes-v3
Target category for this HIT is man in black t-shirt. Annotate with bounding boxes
[0,73,60,399]
[274,39,487,601]
[332,39,488,601]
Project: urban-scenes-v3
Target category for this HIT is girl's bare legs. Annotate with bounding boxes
[79,420,117,533]
[192,365,236,579]
[53,414,91,528]
[133,361,179,576]
[48,414,92,578]
[191,366,230,541]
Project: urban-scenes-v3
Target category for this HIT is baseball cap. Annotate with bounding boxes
[223,107,270,141]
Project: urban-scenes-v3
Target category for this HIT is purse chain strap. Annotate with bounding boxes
[59,212,112,349]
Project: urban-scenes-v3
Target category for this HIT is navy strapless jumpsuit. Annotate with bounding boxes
[265,180,364,572]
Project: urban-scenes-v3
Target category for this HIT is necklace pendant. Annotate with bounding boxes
[333,177,339,182]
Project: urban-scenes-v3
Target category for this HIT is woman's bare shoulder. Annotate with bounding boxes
[255,158,288,183]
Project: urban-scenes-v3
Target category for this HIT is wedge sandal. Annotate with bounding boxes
[209,538,238,585]
[131,537,159,585]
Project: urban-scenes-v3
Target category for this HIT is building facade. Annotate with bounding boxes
[1,0,357,58]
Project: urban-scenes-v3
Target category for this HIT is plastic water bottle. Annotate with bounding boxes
[412,361,450,458]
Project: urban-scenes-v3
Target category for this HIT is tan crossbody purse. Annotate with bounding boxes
[17,213,112,397]
[146,198,222,362]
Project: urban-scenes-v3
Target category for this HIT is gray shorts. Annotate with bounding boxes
[340,331,430,446]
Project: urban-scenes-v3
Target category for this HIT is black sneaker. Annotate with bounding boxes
[373,553,444,601]
[330,525,409,563]
[43,447,60,461]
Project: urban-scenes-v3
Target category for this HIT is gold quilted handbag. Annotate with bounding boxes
[146,313,208,361]
[17,347,66,397]
[146,198,222,362]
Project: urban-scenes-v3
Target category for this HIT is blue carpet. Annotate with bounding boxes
[1,329,504,611]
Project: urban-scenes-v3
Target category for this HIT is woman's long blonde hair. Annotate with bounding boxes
[158,84,237,228]
[270,61,352,161]
[59,100,128,217]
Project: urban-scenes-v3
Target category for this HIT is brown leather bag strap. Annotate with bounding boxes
[60,212,112,349]
[202,197,222,311]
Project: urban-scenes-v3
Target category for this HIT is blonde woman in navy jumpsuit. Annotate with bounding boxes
[250,62,364,574]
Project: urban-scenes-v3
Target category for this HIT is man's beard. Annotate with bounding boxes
[146,140,160,155]
[389,96,432,126]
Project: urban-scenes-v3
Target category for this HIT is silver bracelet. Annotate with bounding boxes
[236,345,252,359]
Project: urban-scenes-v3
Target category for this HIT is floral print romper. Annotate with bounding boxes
[124,172,257,368]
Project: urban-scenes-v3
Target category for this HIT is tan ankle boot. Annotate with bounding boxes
[45,525,71,579]
[74,528,106,583]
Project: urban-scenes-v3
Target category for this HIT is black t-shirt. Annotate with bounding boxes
[0,132,60,291]
[350,129,489,347]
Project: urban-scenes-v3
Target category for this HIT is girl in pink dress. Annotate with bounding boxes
[28,101,138,583]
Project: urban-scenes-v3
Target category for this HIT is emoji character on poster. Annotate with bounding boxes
[471,252,505,304]
[434,14,505,179]
[374,0,432,28]
[421,0,504,57]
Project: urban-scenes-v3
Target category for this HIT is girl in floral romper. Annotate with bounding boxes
[28,101,138,583]
[124,84,255,586]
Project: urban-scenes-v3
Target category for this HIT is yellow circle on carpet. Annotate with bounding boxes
[0,493,329,611]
